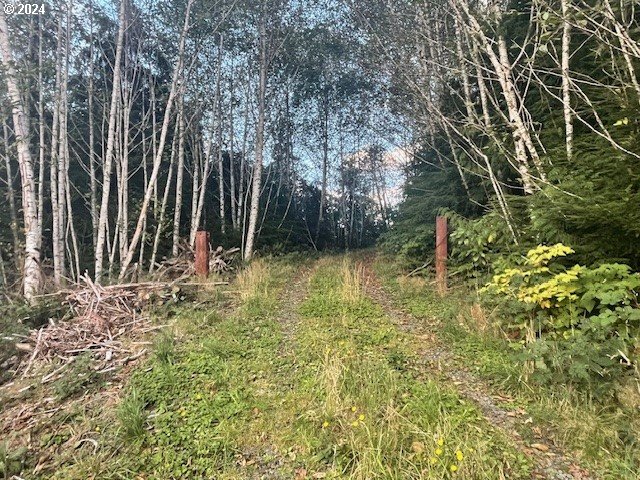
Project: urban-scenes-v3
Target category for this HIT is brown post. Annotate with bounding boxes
[195,230,210,277]
[435,216,448,295]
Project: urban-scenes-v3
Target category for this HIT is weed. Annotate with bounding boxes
[117,388,147,442]
[153,328,175,365]
[375,254,640,478]
[340,259,365,304]
[52,353,103,401]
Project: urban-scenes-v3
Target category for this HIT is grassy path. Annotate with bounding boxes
[363,257,590,480]
[22,253,594,479]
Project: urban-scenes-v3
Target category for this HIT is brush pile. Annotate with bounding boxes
[211,246,241,274]
[150,242,240,280]
[20,275,184,378]
[16,245,240,379]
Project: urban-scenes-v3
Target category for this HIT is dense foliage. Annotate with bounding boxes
[369,0,640,396]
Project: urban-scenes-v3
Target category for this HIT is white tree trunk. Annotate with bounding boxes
[172,97,185,256]
[560,0,574,161]
[119,0,193,278]
[216,36,226,235]
[95,0,127,282]
[0,11,42,300]
[36,14,45,252]
[2,119,20,264]
[229,67,237,231]
[244,15,267,260]
[150,121,179,272]
[50,12,64,284]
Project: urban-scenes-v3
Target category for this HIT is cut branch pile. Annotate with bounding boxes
[211,246,241,274]
[17,245,239,380]
[150,242,240,280]
[21,275,178,378]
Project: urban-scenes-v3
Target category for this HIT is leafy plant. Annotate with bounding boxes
[447,211,516,281]
[485,244,640,392]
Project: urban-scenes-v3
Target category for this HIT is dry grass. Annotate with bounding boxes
[236,259,270,301]
[340,259,366,305]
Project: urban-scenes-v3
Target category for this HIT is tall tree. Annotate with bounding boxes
[0,11,42,300]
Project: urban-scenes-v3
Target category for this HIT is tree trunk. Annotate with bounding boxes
[315,94,329,245]
[238,73,250,239]
[244,13,267,260]
[50,11,64,285]
[0,11,42,300]
[36,14,45,253]
[189,133,201,245]
[95,0,127,282]
[216,36,226,235]
[229,65,237,231]
[57,4,71,281]
[172,96,185,256]
[119,0,193,279]
[560,0,574,161]
[88,2,98,250]
[2,118,20,265]
[150,120,179,272]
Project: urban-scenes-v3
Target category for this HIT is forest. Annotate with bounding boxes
[1,0,639,479]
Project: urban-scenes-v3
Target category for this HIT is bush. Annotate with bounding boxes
[447,211,518,281]
[485,244,640,395]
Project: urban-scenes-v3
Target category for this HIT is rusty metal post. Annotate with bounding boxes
[195,230,210,278]
[435,216,448,295]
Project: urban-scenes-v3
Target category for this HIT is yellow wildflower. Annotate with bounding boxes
[437,438,444,446]
[351,406,357,412]
[450,465,458,473]
[435,448,443,456]
[322,421,329,429]
[358,414,365,421]
[429,457,437,465]
[455,450,464,461]
[351,420,359,427]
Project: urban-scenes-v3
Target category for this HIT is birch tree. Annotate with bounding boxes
[0,11,42,300]
[95,0,127,282]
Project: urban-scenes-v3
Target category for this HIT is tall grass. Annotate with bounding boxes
[297,256,530,479]
[117,388,147,442]
[236,259,270,301]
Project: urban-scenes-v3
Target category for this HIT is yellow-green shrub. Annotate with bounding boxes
[485,244,640,394]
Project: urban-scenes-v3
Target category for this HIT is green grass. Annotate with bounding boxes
[15,254,532,479]
[374,254,640,479]
[289,257,530,479]
[47,256,309,479]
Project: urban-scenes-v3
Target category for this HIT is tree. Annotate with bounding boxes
[0,11,42,300]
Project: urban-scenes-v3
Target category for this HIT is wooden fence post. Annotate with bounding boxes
[435,216,448,295]
[195,230,210,278]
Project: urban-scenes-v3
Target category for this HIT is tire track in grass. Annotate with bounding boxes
[230,258,321,479]
[362,255,592,480]
[291,255,532,479]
